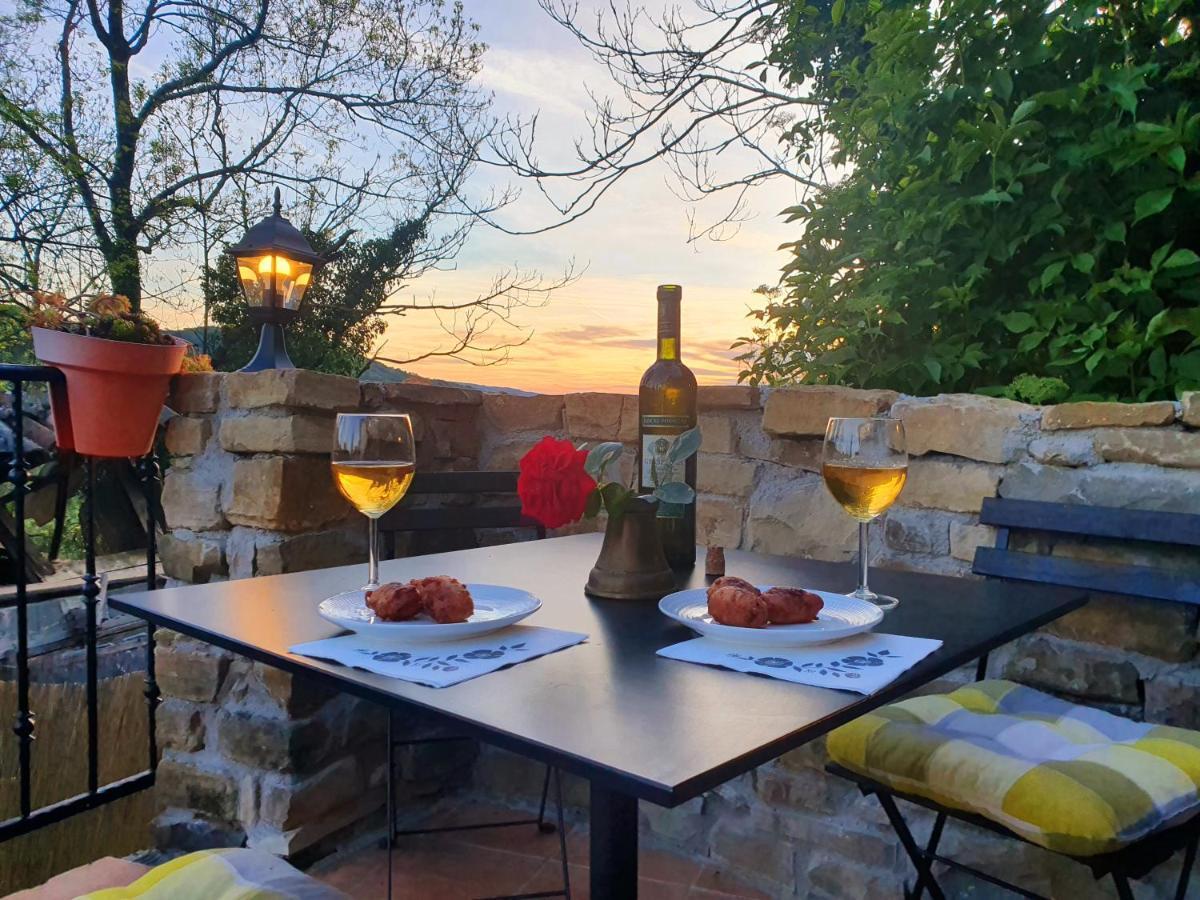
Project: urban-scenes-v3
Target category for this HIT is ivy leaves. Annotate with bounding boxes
[740,0,1200,401]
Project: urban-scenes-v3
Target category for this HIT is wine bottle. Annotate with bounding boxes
[638,284,698,569]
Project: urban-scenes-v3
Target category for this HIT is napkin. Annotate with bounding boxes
[289,625,587,688]
[657,632,943,694]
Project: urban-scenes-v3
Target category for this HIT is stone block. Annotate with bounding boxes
[698,385,761,410]
[226,523,365,578]
[1043,401,1177,430]
[892,394,1037,463]
[165,416,212,456]
[619,395,639,443]
[1093,428,1200,469]
[746,469,858,562]
[697,494,744,548]
[361,381,482,407]
[157,643,229,702]
[902,457,1002,513]
[159,531,226,583]
[258,757,361,830]
[224,457,348,532]
[481,435,546,471]
[1045,595,1198,663]
[999,462,1200,514]
[225,369,360,411]
[162,468,225,531]
[710,821,795,891]
[157,757,239,821]
[217,710,332,774]
[882,508,950,556]
[698,412,736,455]
[254,663,341,717]
[170,373,223,414]
[1183,392,1199,428]
[763,386,898,437]
[754,766,859,817]
[1145,670,1200,729]
[949,521,996,562]
[218,413,334,455]
[1002,636,1141,704]
[154,811,246,852]
[1028,434,1100,467]
[157,700,206,752]
[697,454,758,498]
[564,392,628,441]
[481,392,564,432]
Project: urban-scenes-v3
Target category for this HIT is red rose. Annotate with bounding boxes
[517,436,597,529]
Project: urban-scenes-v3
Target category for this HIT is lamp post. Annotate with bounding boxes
[226,188,324,371]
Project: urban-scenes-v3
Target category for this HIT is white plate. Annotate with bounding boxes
[318,583,541,643]
[659,586,883,647]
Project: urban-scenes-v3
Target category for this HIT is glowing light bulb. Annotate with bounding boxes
[257,255,292,277]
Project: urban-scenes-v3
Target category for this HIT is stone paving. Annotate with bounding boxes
[310,801,769,900]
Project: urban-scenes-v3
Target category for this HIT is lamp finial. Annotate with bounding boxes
[272,187,282,216]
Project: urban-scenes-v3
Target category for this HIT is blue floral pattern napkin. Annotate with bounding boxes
[657,632,943,694]
[290,625,587,688]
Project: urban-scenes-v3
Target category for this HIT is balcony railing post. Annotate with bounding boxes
[9,378,35,818]
[139,455,161,771]
[82,456,100,795]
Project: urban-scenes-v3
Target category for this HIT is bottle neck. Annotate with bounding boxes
[657,299,681,361]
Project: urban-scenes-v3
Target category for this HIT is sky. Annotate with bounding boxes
[378,1,801,393]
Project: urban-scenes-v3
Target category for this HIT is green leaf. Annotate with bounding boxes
[1011,99,1037,125]
[1040,261,1066,290]
[1000,311,1037,333]
[584,442,624,481]
[1071,252,1095,274]
[1163,249,1200,269]
[1147,309,1200,341]
[1017,330,1048,353]
[991,70,1013,102]
[1133,187,1175,224]
[831,0,845,24]
[922,358,941,381]
[1084,348,1106,374]
[666,426,702,464]
[1165,145,1186,173]
[1151,242,1174,270]
[1103,222,1127,243]
[599,482,632,520]
[583,488,602,519]
[653,481,695,505]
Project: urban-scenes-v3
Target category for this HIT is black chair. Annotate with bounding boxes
[830,497,1200,900]
[379,471,568,900]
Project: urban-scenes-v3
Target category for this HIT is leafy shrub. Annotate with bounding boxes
[1002,374,1071,405]
[739,0,1199,400]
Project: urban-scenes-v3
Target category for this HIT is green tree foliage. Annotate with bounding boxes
[739,0,1199,400]
[206,222,424,377]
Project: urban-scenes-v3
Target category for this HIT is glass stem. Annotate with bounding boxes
[367,515,380,590]
[858,520,870,594]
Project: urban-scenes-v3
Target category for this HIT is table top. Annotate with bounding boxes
[112,533,1084,807]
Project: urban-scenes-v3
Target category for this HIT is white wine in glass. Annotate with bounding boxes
[331,413,416,596]
[822,417,908,610]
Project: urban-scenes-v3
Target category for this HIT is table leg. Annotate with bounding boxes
[590,782,638,898]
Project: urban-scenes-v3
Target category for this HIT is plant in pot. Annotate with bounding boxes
[516,429,701,600]
[24,290,209,458]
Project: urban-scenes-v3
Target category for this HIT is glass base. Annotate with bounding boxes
[850,587,899,611]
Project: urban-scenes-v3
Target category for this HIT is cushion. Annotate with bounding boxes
[79,848,348,900]
[8,857,150,900]
[827,679,1200,856]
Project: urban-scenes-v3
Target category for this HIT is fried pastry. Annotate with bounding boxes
[710,575,759,595]
[366,582,423,622]
[707,581,768,629]
[762,586,824,624]
[415,575,474,624]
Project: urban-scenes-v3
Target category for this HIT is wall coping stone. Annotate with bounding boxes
[225,370,361,412]
[1043,400,1178,430]
[361,381,483,407]
[762,386,898,437]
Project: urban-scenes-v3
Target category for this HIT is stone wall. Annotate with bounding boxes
[157,372,1200,894]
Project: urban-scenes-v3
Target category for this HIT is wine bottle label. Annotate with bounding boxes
[640,414,692,487]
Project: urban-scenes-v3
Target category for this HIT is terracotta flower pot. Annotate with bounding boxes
[31,327,187,458]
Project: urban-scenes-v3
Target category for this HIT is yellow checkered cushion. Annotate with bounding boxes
[827,680,1200,856]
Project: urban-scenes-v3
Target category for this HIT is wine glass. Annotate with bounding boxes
[822,417,908,610]
[330,413,416,599]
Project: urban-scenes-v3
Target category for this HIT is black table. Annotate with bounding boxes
[112,533,1084,897]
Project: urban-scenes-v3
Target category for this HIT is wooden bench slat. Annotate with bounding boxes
[972,546,1200,605]
[978,498,1200,547]
[380,505,538,532]
[407,471,520,495]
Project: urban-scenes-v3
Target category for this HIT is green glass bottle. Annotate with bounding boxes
[638,284,698,569]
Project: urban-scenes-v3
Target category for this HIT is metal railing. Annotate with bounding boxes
[0,364,159,842]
